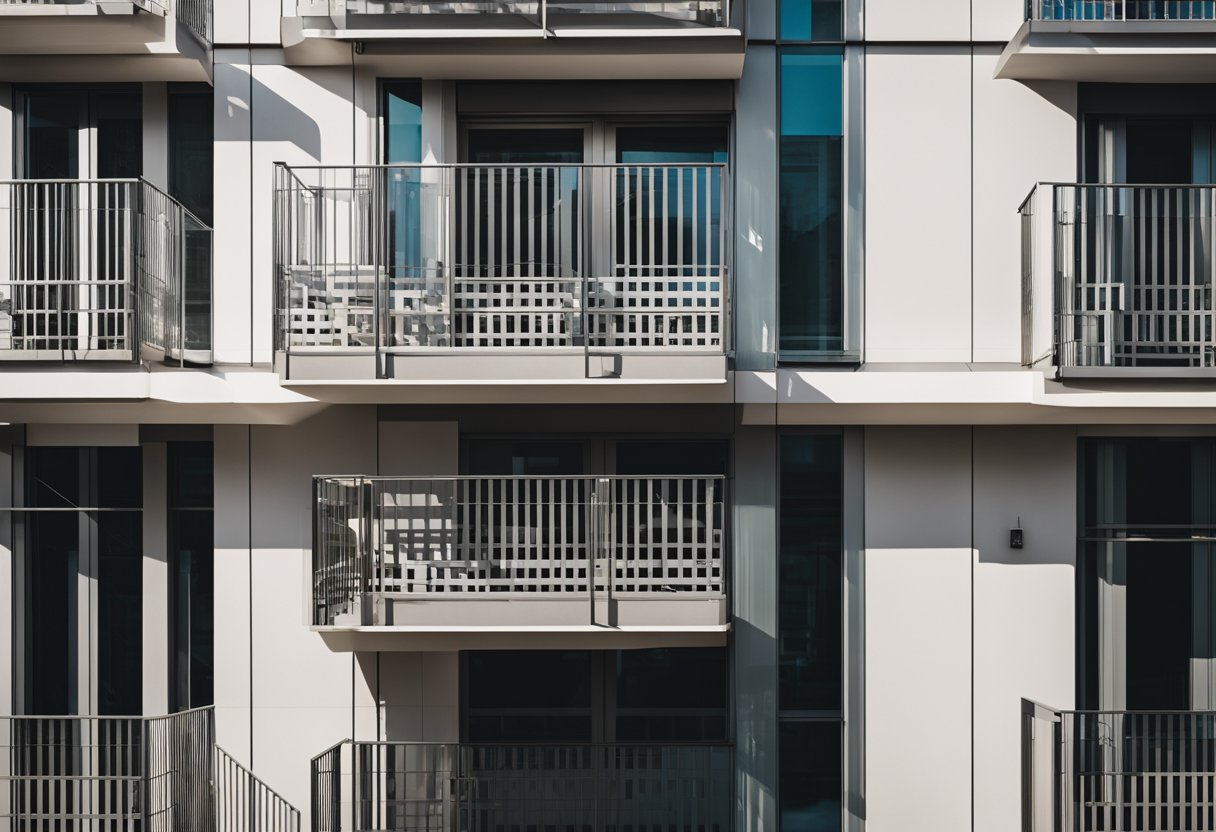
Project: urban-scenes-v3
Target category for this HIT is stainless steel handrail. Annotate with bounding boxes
[1020,181,1216,371]
[1028,0,1216,20]
[311,473,729,626]
[274,161,730,365]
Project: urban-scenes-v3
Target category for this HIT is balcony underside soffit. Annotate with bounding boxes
[997,20,1216,81]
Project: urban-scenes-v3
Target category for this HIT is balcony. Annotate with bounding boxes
[312,475,729,649]
[311,740,732,832]
[998,1,1216,81]
[274,164,729,385]
[1022,700,1216,832]
[280,0,744,80]
[1020,183,1216,377]
[0,0,212,81]
[0,179,212,365]
[0,707,301,831]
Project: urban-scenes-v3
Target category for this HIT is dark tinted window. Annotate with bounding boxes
[465,651,593,741]
[463,439,585,475]
[616,440,729,476]
[615,648,728,741]
[779,50,844,356]
[779,435,842,712]
[779,721,841,832]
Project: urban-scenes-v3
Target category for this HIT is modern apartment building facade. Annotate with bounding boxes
[1,1,1214,831]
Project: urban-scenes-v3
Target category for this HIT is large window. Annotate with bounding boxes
[22,446,143,716]
[778,433,843,831]
[169,442,214,712]
[463,648,729,743]
[1079,437,1216,712]
[778,50,845,358]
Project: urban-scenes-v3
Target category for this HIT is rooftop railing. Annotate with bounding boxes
[1020,183,1216,373]
[295,0,731,29]
[1022,700,1216,832]
[0,178,212,365]
[311,740,733,832]
[1029,0,1216,19]
[275,163,728,368]
[312,474,728,627]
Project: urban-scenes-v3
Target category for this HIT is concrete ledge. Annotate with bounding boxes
[315,623,730,652]
[996,18,1216,81]
[378,595,727,629]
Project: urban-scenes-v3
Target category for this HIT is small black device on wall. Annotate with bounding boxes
[1010,517,1024,550]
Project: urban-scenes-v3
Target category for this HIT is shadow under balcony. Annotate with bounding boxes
[1020,182,1216,378]
[0,179,212,366]
[311,475,730,650]
[274,163,730,386]
[0,0,212,82]
[998,1,1216,82]
[1022,700,1216,832]
[311,740,733,832]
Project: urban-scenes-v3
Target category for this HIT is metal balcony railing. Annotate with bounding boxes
[0,707,214,832]
[295,0,731,29]
[311,740,733,832]
[215,747,302,832]
[0,0,211,45]
[312,475,728,627]
[0,179,212,364]
[274,164,728,364]
[0,707,301,832]
[176,0,212,42]
[0,0,169,14]
[1022,700,1216,832]
[1020,183,1216,373]
[1029,0,1216,19]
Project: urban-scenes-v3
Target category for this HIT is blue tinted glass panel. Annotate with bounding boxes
[779,721,842,832]
[780,0,841,41]
[781,52,842,138]
[779,50,844,355]
[384,81,422,164]
[616,125,728,164]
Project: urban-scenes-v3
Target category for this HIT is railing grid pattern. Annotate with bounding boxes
[0,0,168,8]
[296,0,729,27]
[274,164,728,362]
[312,741,732,832]
[175,0,213,42]
[1021,184,1216,371]
[1030,0,1216,19]
[215,747,302,832]
[1022,703,1216,832]
[0,708,215,832]
[0,179,212,364]
[312,475,726,625]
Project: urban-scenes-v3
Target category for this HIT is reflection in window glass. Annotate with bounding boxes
[780,0,842,41]
[616,125,729,164]
[24,447,143,716]
[779,435,843,712]
[779,51,844,356]
[780,721,842,832]
[383,81,423,164]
